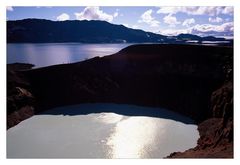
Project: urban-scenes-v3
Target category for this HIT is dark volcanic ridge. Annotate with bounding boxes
[7,44,233,158]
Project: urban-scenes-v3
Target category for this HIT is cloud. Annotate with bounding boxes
[158,22,233,37]
[222,7,233,15]
[132,25,139,29]
[74,6,115,22]
[157,7,181,15]
[56,13,70,21]
[163,14,180,27]
[122,24,139,29]
[190,22,233,35]
[113,12,118,17]
[209,17,223,23]
[159,29,189,36]
[182,18,195,27]
[157,7,233,16]
[6,6,13,11]
[138,9,160,27]
[36,6,52,8]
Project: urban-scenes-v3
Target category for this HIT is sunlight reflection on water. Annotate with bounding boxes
[107,117,157,158]
[7,104,199,158]
[7,43,132,68]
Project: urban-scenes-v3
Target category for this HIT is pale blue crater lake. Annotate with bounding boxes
[7,103,199,158]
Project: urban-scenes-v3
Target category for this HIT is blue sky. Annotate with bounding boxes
[6,6,233,37]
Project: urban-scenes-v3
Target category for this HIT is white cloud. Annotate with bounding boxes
[6,6,13,11]
[163,14,180,27]
[56,13,70,21]
[157,7,181,15]
[122,24,139,29]
[209,17,223,23]
[159,29,189,36]
[132,25,139,29]
[158,22,233,37]
[36,6,52,8]
[182,18,195,27]
[191,22,233,34]
[113,12,118,17]
[138,9,160,27]
[193,7,223,16]
[157,7,232,16]
[222,7,233,15]
[74,6,115,22]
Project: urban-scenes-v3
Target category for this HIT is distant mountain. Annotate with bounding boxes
[7,19,167,43]
[176,33,227,42]
[7,19,232,44]
[176,34,202,41]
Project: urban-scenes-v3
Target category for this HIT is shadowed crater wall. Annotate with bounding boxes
[7,44,233,158]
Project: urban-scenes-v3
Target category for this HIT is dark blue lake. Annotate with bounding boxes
[7,43,132,68]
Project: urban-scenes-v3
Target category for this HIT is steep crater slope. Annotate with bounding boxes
[7,44,233,158]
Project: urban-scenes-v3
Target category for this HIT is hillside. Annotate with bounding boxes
[7,19,166,43]
[7,19,231,45]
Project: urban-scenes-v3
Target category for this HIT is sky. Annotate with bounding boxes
[6,6,233,38]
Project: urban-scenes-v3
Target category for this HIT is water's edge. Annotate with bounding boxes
[7,103,199,158]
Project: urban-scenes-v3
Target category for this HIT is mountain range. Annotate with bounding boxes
[7,19,232,45]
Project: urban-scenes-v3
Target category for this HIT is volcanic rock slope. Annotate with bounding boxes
[7,44,233,158]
